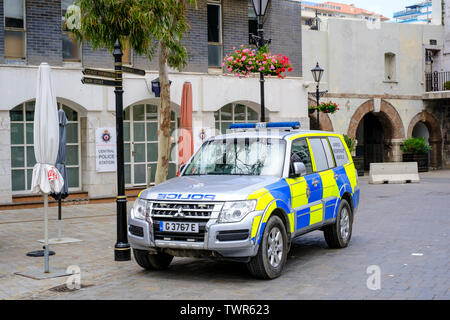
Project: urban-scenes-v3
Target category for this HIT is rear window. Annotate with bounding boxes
[328,136,349,167]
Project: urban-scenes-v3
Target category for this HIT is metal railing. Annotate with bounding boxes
[425,71,450,92]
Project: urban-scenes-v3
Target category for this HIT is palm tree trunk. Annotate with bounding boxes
[155,43,171,185]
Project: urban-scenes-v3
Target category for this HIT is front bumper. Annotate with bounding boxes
[128,207,263,258]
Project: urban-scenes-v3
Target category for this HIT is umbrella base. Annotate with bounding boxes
[26,250,55,257]
[38,237,82,245]
[15,268,70,280]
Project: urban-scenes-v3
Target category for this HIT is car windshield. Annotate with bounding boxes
[183,137,286,176]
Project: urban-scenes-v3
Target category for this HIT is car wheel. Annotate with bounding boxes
[247,215,288,279]
[323,199,353,248]
[133,249,173,270]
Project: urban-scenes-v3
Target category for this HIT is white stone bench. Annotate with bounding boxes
[369,162,420,184]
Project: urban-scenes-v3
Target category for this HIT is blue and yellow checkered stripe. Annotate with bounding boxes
[248,134,359,244]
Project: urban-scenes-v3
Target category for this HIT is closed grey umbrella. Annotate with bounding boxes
[50,108,69,240]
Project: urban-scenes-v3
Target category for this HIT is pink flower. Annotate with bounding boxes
[241,56,247,61]
[270,65,275,70]
[227,56,233,62]
[249,61,252,65]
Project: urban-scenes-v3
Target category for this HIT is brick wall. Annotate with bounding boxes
[26,0,62,66]
[264,0,302,77]
[222,0,248,61]
[82,41,114,69]
[182,0,208,72]
[0,0,4,64]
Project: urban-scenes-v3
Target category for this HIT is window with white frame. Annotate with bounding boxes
[214,103,259,134]
[4,0,26,60]
[207,1,222,67]
[62,0,81,61]
[123,103,179,186]
[9,101,81,192]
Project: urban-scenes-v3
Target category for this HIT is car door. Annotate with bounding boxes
[287,138,322,233]
[318,137,341,220]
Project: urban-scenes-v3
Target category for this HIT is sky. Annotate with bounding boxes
[316,0,417,19]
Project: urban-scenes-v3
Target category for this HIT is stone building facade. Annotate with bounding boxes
[303,18,447,170]
[0,0,306,204]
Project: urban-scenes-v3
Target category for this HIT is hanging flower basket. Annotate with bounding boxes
[308,105,316,114]
[223,45,293,79]
[317,101,340,114]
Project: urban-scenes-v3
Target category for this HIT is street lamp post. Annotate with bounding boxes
[251,0,270,123]
[311,62,325,130]
[113,39,131,261]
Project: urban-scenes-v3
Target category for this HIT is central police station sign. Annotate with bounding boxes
[96,127,117,172]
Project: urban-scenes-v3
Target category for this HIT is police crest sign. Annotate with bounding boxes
[96,128,117,172]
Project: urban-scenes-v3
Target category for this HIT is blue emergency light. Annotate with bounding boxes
[230,122,301,130]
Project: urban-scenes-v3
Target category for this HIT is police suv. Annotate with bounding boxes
[128,122,360,279]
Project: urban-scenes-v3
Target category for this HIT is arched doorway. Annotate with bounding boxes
[308,98,334,131]
[407,111,442,168]
[123,101,180,186]
[348,100,405,171]
[9,100,81,193]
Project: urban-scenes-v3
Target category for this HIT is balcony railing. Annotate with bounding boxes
[425,71,450,92]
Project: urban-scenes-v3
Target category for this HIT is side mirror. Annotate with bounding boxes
[293,162,307,177]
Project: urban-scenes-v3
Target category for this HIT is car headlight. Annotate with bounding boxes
[219,200,257,223]
[132,198,150,220]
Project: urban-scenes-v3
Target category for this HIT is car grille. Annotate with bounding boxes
[150,201,222,219]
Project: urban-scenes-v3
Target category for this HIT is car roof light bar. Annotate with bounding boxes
[230,122,301,130]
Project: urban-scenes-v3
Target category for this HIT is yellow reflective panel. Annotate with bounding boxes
[309,204,323,225]
[255,192,274,211]
[288,212,295,233]
[262,202,277,222]
[344,163,357,192]
[248,188,267,201]
[319,170,340,199]
[286,177,308,209]
[251,216,262,239]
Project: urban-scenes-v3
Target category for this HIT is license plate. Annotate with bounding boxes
[159,221,199,233]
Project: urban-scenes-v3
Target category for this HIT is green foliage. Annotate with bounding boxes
[444,81,450,90]
[400,137,431,154]
[317,101,339,114]
[67,0,196,70]
[343,134,355,153]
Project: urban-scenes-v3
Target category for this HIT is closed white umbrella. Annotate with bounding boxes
[31,62,64,273]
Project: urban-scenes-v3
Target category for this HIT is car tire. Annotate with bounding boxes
[247,215,288,279]
[133,249,173,270]
[323,199,353,249]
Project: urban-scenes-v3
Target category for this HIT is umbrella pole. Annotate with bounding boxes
[44,193,50,273]
[57,197,62,240]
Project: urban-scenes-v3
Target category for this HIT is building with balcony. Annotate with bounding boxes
[0,0,305,206]
[393,0,440,25]
[303,18,447,170]
[300,1,388,30]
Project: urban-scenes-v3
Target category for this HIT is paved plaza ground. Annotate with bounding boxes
[0,171,449,300]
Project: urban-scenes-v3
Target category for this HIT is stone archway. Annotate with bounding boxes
[308,98,334,132]
[348,99,405,164]
[408,111,442,168]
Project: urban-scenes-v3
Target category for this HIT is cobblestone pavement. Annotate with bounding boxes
[0,171,449,300]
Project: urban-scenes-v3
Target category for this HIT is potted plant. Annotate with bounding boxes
[317,101,340,114]
[308,105,316,115]
[343,134,364,176]
[223,44,293,79]
[401,137,431,172]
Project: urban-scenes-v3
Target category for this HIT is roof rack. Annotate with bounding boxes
[229,122,301,130]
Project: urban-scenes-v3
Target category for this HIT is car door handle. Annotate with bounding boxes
[312,179,319,187]
[334,173,340,180]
